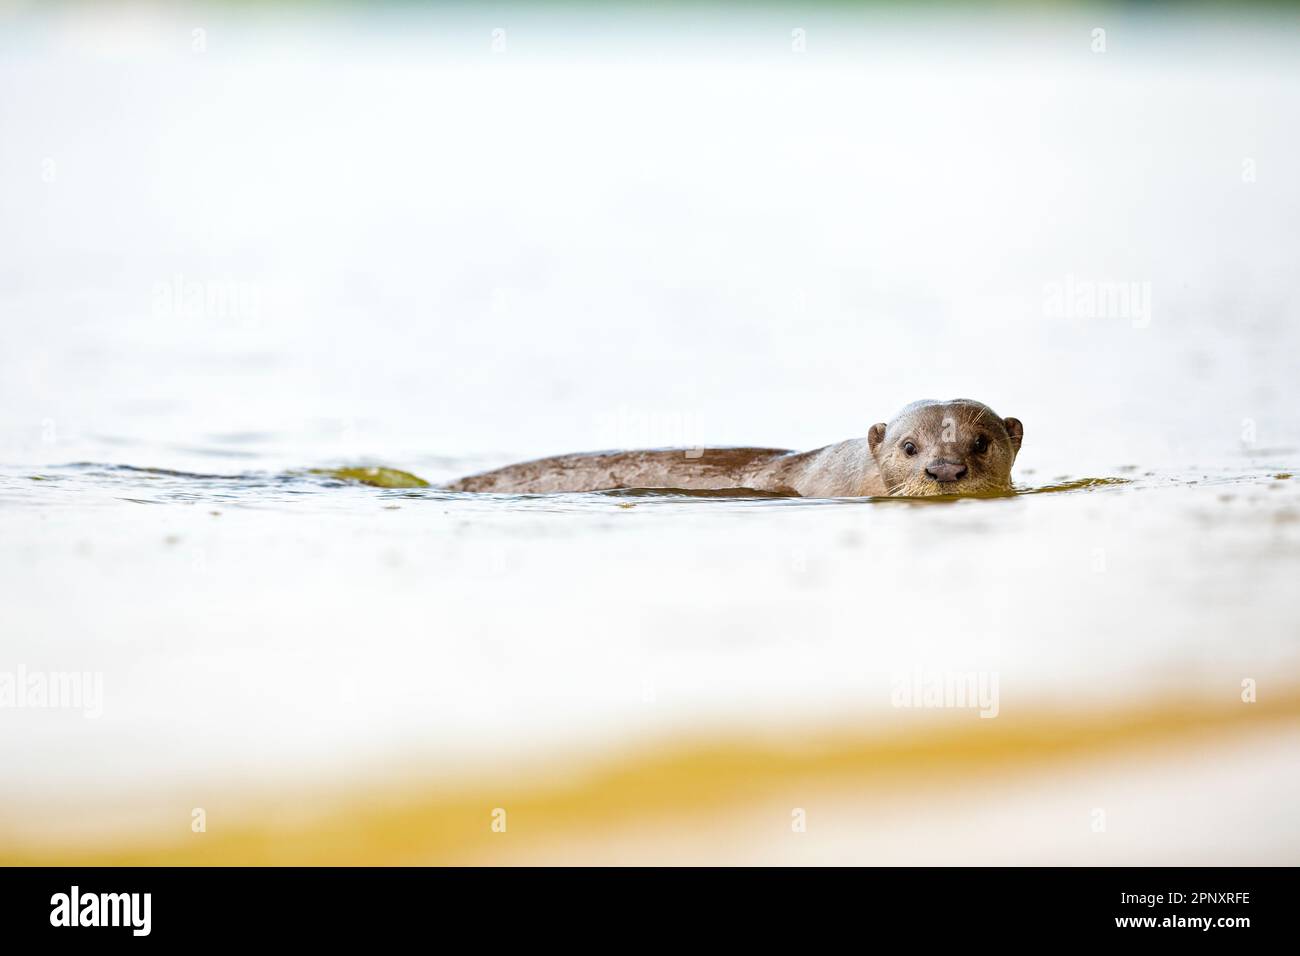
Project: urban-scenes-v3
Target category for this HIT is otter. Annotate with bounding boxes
[445,399,1023,498]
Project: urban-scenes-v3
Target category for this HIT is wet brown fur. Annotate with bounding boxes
[445,399,1023,498]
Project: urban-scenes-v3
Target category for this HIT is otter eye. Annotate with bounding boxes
[903,442,918,457]
[972,435,988,454]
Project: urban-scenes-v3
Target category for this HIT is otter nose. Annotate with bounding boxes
[925,460,967,483]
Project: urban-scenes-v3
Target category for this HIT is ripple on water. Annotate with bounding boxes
[0,462,1292,512]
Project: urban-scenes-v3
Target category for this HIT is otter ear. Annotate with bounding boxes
[1003,417,1024,452]
[867,422,888,456]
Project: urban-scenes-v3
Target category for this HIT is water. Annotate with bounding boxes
[2,3,1299,863]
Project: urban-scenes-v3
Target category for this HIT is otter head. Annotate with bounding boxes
[867,399,1023,497]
